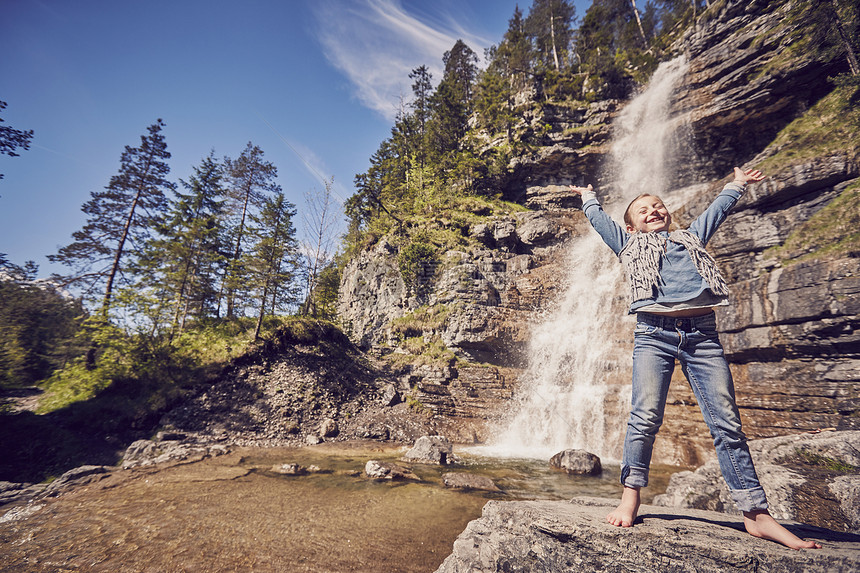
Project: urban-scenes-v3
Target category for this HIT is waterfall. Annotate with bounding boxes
[480,57,690,460]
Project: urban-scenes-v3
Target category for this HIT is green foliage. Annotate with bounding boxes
[222,142,282,319]
[48,120,175,316]
[136,151,228,335]
[390,305,452,338]
[397,235,438,295]
[0,100,34,180]
[307,263,341,321]
[763,181,860,265]
[757,85,860,172]
[0,277,85,387]
[405,393,430,414]
[246,192,301,338]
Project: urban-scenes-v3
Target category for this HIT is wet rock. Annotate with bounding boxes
[402,435,455,465]
[319,418,339,438]
[442,472,501,492]
[0,503,45,524]
[0,481,45,506]
[549,449,602,476]
[434,497,860,573]
[364,460,419,481]
[271,463,307,475]
[44,466,110,497]
[122,439,230,469]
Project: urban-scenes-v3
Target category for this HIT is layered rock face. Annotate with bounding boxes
[338,0,859,462]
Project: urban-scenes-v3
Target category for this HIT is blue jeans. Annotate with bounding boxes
[621,311,768,512]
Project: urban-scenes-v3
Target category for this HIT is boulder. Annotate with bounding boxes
[364,460,419,481]
[319,418,339,438]
[442,472,502,492]
[434,497,860,573]
[549,449,602,476]
[402,435,455,465]
[653,431,860,531]
[381,383,401,406]
[492,219,518,251]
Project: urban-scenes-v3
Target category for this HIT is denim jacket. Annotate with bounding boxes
[582,183,744,313]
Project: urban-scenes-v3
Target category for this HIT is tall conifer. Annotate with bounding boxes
[221,142,279,317]
[50,120,174,320]
[246,192,299,338]
[138,152,227,335]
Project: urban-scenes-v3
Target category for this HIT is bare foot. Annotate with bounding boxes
[607,486,641,527]
[743,510,822,550]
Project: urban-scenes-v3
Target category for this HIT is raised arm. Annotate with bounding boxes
[689,168,766,244]
[571,184,628,254]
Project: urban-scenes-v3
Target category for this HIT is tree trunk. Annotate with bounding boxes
[101,193,141,319]
[549,3,560,71]
[226,180,253,318]
[254,277,270,340]
[629,0,651,53]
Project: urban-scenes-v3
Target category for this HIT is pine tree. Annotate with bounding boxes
[221,142,279,318]
[525,0,577,72]
[50,120,174,324]
[477,7,533,137]
[0,100,34,181]
[428,40,479,161]
[138,152,227,336]
[409,65,434,167]
[245,192,299,339]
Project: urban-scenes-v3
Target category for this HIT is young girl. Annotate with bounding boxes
[570,168,820,550]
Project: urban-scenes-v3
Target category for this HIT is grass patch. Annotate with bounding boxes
[757,85,860,173]
[763,181,860,265]
[390,305,452,338]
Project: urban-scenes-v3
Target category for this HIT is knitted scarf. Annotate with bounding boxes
[618,229,729,303]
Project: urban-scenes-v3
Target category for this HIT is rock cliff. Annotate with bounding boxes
[337,0,859,462]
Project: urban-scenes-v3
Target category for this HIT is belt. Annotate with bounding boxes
[636,311,714,332]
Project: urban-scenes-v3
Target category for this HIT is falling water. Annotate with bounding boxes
[481,57,690,460]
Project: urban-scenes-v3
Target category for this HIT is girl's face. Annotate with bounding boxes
[625,195,671,233]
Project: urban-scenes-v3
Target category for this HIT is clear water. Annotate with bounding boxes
[0,443,676,573]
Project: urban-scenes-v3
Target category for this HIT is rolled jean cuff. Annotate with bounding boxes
[731,487,769,512]
[621,465,649,488]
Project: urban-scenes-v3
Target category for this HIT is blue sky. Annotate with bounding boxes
[1,0,591,277]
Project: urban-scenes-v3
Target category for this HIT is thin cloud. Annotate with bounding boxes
[313,0,493,120]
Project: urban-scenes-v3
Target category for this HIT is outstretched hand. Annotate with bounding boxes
[733,167,765,185]
[569,184,593,196]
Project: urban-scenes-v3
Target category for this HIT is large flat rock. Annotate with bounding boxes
[435,497,860,573]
